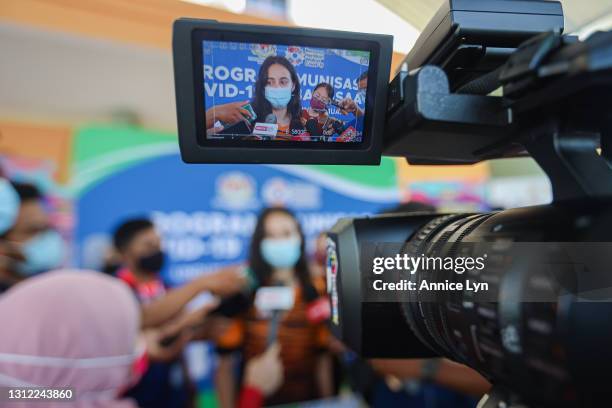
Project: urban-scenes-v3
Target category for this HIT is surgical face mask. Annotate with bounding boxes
[19,230,65,276]
[137,250,165,274]
[310,94,328,112]
[260,237,301,269]
[0,179,19,236]
[265,86,292,109]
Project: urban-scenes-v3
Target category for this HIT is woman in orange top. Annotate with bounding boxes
[215,208,333,407]
[250,56,306,141]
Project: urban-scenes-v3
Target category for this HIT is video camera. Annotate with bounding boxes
[173,1,612,406]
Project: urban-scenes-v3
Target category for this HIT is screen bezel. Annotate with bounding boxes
[173,19,393,164]
[193,31,376,149]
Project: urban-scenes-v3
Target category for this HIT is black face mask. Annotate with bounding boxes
[137,250,165,273]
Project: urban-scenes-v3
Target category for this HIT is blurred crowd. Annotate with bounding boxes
[0,173,490,408]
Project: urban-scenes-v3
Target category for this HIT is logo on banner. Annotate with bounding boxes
[262,177,321,209]
[285,46,305,66]
[304,47,325,69]
[250,44,277,63]
[212,171,258,210]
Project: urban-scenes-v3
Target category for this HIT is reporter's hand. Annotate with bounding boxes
[339,98,363,117]
[142,327,191,363]
[206,124,224,136]
[211,100,252,124]
[244,343,284,396]
[339,98,358,114]
[171,299,220,332]
[199,266,247,296]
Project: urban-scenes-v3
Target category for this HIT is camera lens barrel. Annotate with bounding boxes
[400,203,612,407]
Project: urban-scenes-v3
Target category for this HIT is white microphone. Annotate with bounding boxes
[254,286,294,346]
[252,113,279,139]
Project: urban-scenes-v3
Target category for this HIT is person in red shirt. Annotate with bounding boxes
[112,218,246,408]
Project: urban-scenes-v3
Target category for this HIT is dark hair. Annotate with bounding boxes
[251,56,304,131]
[357,69,369,83]
[11,182,42,203]
[314,82,334,100]
[248,207,310,289]
[113,218,154,252]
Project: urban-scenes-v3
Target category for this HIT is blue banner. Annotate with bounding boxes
[203,41,369,139]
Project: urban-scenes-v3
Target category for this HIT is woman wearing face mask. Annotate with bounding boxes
[301,82,333,140]
[0,182,66,289]
[300,82,349,141]
[0,270,144,407]
[251,56,305,140]
[215,207,334,407]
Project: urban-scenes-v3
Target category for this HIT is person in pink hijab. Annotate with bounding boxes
[0,270,144,407]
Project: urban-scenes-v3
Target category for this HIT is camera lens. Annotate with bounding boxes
[398,210,586,406]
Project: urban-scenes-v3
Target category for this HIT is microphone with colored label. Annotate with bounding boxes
[252,113,278,139]
[254,286,295,346]
[218,102,257,137]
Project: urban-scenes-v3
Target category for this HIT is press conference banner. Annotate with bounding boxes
[71,125,400,406]
[203,41,369,124]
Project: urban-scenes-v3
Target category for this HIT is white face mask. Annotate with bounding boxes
[18,230,66,276]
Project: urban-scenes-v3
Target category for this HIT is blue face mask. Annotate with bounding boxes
[265,86,292,109]
[19,230,66,276]
[0,179,19,235]
[260,237,301,269]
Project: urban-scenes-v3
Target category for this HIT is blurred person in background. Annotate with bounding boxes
[0,270,144,408]
[0,181,66,292]
[338,70,368,120]
[0,176,22,292]
[215,207,333,407]
[112,217,246,408]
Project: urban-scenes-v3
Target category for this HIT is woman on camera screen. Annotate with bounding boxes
[251,55,305,140]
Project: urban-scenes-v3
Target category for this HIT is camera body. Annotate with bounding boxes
[172,1,612,406]
[173,19,392,164]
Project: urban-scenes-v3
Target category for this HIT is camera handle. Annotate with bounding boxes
[477,386,529,408]
[523,118,612,202]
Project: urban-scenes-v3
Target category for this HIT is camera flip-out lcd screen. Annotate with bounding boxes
[173,19,392,164]
[204,41,370,143]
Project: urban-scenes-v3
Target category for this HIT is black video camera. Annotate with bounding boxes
[172,1,612,406]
